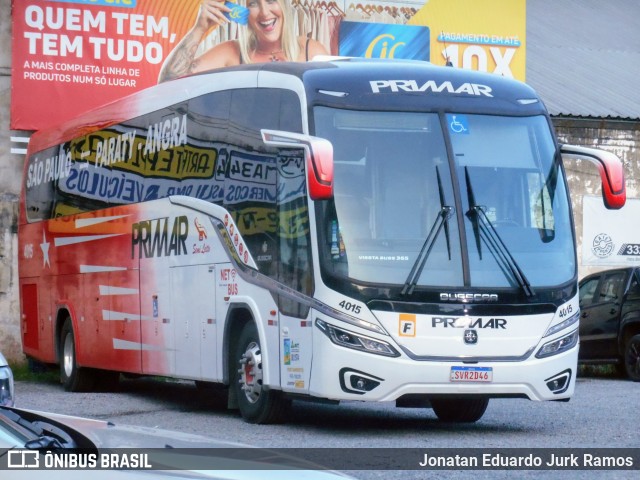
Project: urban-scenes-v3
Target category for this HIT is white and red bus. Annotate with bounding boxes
[19,59,626,423]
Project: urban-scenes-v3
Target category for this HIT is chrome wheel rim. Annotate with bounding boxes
[63,333,74,378]
[238,341,263,404]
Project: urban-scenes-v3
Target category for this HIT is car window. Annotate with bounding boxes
[628,272,640,299]
[579,277,599,306]
[598,272,626,303]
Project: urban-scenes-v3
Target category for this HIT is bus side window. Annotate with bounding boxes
[225,88,313,318]
[188,90,232,207]
[225,89,282,278]
[25,166,55,221]
[222,88,311,317]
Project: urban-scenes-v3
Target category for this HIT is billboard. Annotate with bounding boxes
[409,0,525,77]
[11,0,526,131]
[11,0,200,130]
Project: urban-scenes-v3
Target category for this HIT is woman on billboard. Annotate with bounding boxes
[159,0,328,82]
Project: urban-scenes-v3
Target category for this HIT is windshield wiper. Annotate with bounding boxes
[464,167,535,297]
[400,206,453,296]
[401,168,454,296]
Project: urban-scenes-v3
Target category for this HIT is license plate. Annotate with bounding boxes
[450,366,493,382]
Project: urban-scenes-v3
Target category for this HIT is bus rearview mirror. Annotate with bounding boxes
[560,144,626,210]
[261,129,334,200]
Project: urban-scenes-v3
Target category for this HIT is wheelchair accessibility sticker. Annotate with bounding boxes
[447,114,469,134]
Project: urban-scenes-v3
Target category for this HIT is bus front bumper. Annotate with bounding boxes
[308,327,577,403]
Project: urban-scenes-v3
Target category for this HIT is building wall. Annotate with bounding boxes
[555,118,640,280]
[1,0,25,363]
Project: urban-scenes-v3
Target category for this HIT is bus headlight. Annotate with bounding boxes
[543,311,580,337]
[536,329,579,359]
[0,365,15,407]
[316,319,400,357]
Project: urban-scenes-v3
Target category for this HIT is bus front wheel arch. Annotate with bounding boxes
[233,321,290,424]
[59,317,95,392]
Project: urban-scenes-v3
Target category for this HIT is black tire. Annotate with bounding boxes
[623,334,640,382]
[59,318,95,392]
[233,322,289,424]
[431,397,489,423]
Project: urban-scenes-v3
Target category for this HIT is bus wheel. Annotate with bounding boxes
[623,334,640,382]
[431,397,489,423]
[60,319,95,392]
[234,322,289,424]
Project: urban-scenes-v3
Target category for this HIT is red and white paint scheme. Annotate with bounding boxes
[19,58,625,424]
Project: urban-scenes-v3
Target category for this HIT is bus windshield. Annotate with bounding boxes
[313,107,574,295]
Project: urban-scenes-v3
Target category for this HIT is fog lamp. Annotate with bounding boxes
[545,369,572,394]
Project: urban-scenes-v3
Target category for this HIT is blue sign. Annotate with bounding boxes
[447,114,470,135]
[339,22,430,61]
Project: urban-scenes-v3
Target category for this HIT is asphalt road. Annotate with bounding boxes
[12,374,639,479]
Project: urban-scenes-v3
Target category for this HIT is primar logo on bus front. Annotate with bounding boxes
[369,80,493,97]
[432,317,507,329]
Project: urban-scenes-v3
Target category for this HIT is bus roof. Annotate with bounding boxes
[26,58,547,155]
[296,58,546,116]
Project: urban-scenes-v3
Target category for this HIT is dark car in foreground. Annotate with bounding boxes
[578,267,640,381]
